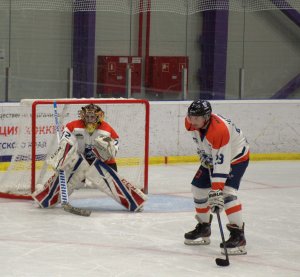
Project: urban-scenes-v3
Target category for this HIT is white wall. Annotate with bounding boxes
[1,100,300,158]
[150,100,300,155]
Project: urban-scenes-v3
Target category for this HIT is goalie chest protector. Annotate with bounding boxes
[64,120,119,164]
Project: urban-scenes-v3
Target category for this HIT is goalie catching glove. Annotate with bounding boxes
[93,135,118,162]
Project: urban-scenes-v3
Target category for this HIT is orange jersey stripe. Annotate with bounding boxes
[106,158,116,164]
[206,114,230,149]
[195,207,210,213]
[66,120,119,140]
[212,182,225,190]
[232,150,250,165]
[225,204,242,215]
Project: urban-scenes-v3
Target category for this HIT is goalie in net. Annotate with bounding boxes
[32,103,147,212]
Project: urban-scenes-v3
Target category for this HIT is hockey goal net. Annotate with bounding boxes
[0,98,149,199]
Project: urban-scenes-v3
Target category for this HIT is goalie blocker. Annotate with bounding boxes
[32,136,147,212]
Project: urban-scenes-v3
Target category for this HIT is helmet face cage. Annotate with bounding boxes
[79,104,104,133]
[188,100,212,120]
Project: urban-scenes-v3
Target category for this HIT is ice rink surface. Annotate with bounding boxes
[0,161,299,277]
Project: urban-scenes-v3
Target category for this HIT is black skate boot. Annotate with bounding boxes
[220,223,247,255]
[184,214,212,245]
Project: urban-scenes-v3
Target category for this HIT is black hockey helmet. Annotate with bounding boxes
[187,100,212,120]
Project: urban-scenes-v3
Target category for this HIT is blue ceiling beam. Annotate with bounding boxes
[271,74,300,99]
[73,1,96,98]
[198,8,229,100]
[271,0,300,27]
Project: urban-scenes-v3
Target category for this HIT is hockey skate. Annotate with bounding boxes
[220,223,247,255]
[184,214,212,245]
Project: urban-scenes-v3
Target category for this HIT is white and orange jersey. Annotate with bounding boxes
[185,113,249,190]
[61,119,119,164]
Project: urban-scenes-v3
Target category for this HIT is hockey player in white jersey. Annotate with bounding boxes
[184,100,249,255]
[32,104,146,212]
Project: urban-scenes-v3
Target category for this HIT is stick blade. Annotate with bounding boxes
[215,258,230,267]
[63,203,92,217]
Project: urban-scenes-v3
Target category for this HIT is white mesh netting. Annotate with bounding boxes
[0,98,149,197]
[0,0,299,14]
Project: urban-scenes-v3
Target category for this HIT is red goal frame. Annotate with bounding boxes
[30,99,150,194]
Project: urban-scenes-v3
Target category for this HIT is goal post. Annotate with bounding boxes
[0,98,150,199]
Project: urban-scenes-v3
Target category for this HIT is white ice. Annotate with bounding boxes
[0,161,300,277]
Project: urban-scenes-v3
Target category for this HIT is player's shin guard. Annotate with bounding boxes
[66,155,90,193]
[87,159,147,212]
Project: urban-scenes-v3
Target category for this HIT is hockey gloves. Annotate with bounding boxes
[93,136,117,162]
[208,189,224,213]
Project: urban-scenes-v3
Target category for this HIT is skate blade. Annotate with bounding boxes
[184,238,210,245]
[221,246,247,255]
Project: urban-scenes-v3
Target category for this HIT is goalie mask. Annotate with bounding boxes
[79,104,104,134]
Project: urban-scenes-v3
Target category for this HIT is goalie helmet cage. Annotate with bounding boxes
[0,98,149,200]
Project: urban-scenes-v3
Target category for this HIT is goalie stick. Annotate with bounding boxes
[53,101,91,217]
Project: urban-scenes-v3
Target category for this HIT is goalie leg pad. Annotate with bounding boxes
[86,160,147,211]
[32,173,60,208]
[32,155,90,208]
[47,138,78,171]
[67,154,90,192]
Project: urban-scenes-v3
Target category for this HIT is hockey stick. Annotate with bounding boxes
[215,210,230,266]
[37,104,68,185]
[207,167,230,266]
[53,101,91,217]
